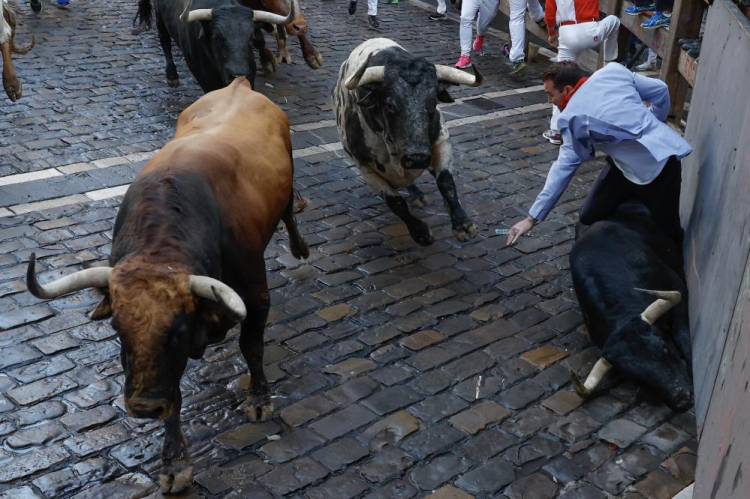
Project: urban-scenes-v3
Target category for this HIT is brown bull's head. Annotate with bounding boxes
[26,253,246,420]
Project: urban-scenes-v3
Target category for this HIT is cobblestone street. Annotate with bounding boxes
[0,0,697,497]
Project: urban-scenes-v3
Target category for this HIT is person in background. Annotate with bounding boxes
[508,61,692,247]
[429,0,448,20]
[507,0,546,75]
[349,0,380,28]
[455,0,500,68]
[636,48,659,71]
[541,0,620,144]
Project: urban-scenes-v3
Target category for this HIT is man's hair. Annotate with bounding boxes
[541,62,586,91]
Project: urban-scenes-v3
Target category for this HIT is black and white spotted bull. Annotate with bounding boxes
[332,38,483,246]
[569,201,693,412]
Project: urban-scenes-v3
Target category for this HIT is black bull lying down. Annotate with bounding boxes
[333,38,483,246]
[26,78,309,493]
[136,0,298,92]
[569,201,693,412]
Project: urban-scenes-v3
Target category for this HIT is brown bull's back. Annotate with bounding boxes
[138,78,293,252]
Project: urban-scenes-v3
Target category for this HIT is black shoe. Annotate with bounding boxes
[429,12,446,20]
[368,15,380,28]
[687,46,700,58]
[682,41,701,50]
[348,0,357,14]
[678,37,700,47]
[29,0,42,13]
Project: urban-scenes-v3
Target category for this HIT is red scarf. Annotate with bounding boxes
[558,77,589,111]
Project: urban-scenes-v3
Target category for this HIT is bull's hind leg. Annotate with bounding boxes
[432,138,477,242]
[156,16,179,87]
[276,26,292,64]
[159,393,193,494]
[239,268,274,422]
[282,189,310,259]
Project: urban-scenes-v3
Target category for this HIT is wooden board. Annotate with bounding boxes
[677,49,697,87]
[680,0,750,436]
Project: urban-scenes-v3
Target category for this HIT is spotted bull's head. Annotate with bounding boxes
[26,254,246,420]
[179,0,297,86]
[344,51,483,171]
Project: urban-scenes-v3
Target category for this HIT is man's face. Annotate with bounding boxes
[544,79,573,109]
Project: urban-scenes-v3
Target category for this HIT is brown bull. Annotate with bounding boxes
[1,3,35,102]
[26,77,309,494]
[240,0,324,69]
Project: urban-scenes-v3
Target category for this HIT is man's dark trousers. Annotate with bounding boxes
[579,156,683,245]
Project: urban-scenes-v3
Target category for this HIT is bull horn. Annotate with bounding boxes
[26,252,112,299]
[180,0,212,22]
[189,276,246,322]
[253,0,298,25]
[634,288,681,325]
[571,358,612,398]
[344,53,385,90]
[435,64,484,87]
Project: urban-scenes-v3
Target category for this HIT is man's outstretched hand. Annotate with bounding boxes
[507,216,537,246]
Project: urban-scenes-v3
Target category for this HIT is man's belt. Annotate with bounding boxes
[559,18,599,26]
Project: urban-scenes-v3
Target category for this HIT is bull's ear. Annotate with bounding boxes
[357,91,379,109]
[90,295,112,320]
[437,85,454,104]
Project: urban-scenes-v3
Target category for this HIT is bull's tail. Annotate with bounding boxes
[133,0,153,33]
[293,188,308,214]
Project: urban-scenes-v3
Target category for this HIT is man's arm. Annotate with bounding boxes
[545,0,558,34]
[508,137,582,245]
[632,72,670,122]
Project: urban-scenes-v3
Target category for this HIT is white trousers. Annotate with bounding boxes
[460,0,500,56]
[550,15,620,131]
[437,0,447,14]
[509,0,545,63]
[367,0,377,16]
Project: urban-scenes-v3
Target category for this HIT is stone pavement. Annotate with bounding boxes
[0,0,696,497]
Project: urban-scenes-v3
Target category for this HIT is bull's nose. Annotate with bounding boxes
[127,397,171,420]
[402,154,431,170]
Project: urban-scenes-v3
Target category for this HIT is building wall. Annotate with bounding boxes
[679,0,750,495]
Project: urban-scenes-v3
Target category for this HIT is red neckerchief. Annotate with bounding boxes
[558,77,589,111]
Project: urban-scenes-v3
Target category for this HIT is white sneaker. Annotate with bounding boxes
[635,59,658,72]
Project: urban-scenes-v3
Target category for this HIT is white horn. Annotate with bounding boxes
[26,252,112,299]
[435,64,484,87]
[634,288,681,325]
[571,358,612,398]
[253,0,298,25]
[189,276,246,322]
[345,66,385,90]
[180,0,212,22]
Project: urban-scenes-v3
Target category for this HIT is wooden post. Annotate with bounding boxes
[659,0,704,120]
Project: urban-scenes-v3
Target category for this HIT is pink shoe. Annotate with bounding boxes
[455,55,472,68]
[473,35,485,52]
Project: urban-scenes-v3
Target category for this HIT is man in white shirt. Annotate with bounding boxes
[507,61,693,246]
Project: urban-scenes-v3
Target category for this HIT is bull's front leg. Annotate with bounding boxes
[432,138,478,242]
[159,393,192,494]
[361,167,434,246]
[253,27,277,74]
[298,34,324,70]
[276,26,292,64]
[239,272,273,421]
[1,42,22,102]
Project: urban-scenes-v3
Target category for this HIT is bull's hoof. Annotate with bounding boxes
[453,220,478,242]
[159,459,193,494]
[570,370,591,399]
[410,226,434,246]
[291,238,310,260]
[263,60,277,74]
[410,194,426,208]
[278,49,293,65]
[243,394,274,422]
[304,51,324,70]
[167,78,180,88]
[131,23,150,35]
